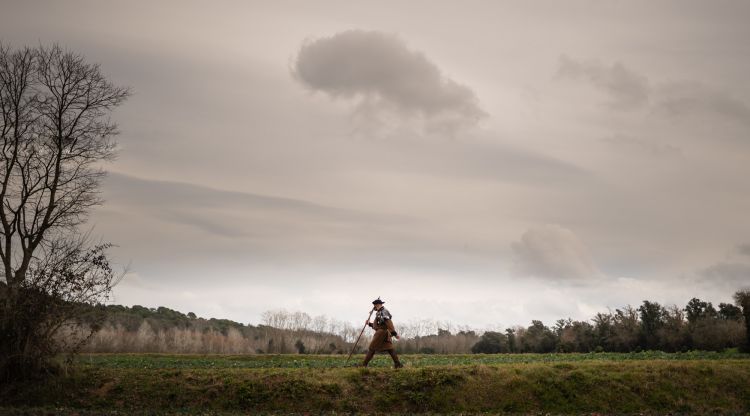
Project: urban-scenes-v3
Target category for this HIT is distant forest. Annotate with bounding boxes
[75,291,749,354]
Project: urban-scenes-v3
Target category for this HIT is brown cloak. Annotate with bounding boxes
[368,317,396,352]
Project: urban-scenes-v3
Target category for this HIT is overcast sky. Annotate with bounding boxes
[3,0,749,330]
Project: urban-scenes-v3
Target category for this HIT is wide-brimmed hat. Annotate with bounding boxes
[372,297,385,305]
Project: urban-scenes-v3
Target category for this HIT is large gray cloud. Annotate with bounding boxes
[511,224,603,281]
[292,30,486,135]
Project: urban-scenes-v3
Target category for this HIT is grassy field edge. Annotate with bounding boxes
[2,358,750,414]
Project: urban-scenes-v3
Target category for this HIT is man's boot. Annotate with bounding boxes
[361,349,376,367]
[388,350,403,368]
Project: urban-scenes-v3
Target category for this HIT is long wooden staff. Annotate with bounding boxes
[346,307,375,363]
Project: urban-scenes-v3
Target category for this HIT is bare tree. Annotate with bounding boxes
[0,43,129,379]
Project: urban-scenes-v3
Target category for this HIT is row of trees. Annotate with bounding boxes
[471,292,749,354]
[260,309,476,342]
[73,307,479,354]
[260,309,360,342]
[72,305,353,354]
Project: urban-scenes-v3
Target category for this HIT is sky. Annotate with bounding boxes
[2,0,749,330]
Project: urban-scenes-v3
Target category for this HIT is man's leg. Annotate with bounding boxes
[387,349,403,368]
[361,349,376,367]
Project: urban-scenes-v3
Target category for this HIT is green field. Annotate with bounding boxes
[3,352,750,415]
[73,349,750,368]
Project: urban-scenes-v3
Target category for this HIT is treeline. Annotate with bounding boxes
[76,306,484,354]
[471,295,749,354]
[397,328,480,354]
[76,305,356,354]
[77,306,479,354]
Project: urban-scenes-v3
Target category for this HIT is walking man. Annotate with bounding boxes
[362,297,403,368]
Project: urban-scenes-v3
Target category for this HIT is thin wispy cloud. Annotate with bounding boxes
[557,55,750,129]
[556,54,650,110]
[511,225,603,282]
[655,81,750,127]
[700,261,750,287]
[599,134,682,158]
[737,244,750,257]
